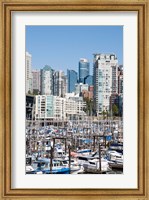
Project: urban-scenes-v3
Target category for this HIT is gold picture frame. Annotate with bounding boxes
[0,0,149,199]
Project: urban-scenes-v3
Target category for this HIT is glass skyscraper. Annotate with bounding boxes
[79,58,89,83]
[84,75,93,86]
[67,69,78,93]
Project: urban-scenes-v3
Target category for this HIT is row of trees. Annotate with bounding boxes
[83,97,120,119]
[101,104,119,119]
[28,89,39,95]
[83,97,94,116]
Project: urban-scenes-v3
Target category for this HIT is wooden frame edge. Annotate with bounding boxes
[0,1,148,199]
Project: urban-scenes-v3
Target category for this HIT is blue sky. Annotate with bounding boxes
[26,26,123,74]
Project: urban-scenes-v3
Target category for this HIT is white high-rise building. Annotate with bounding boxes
[93,53,118,114]
[26,52,33,94]
[53,71,67,97]
[32,69,41,94]
[40,65,54,95]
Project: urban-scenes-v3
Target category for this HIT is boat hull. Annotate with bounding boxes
[42,167,70,174]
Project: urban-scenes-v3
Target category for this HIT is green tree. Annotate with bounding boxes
[112,104,119,117]
[83,97,93,116]
[106,110,109,120]
[28,90,32,95]
[102,110,107,120]
[33,89,39,95]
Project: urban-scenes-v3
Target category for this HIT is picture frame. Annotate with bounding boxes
[0,0,149,199]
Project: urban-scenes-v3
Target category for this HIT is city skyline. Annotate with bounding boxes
[25,26,124,176]
[26,26,123,73]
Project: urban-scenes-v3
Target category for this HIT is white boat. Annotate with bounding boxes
[107,151,123,162]
[54,148,66,158]
[26,165,43,174]
[107,151,123,170]
[32,158,70,174]
[71,166,84,174]
[77,151,99,165]
[83,158,111,173]
[58,158,81,173]
[77,149,92,155]
[108,160,123,170]
[26,165,34,172]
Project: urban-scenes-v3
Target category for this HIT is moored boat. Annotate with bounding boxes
[31,158,70,174]
[108,160,123,170]
[83,158,111,173]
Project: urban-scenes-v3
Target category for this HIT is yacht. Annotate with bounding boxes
[83,158,111,173]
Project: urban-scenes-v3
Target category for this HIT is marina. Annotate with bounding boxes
[26,118,123,174]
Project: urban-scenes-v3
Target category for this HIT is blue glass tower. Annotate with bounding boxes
[84,75,93,86]
[67,69,78,93]
[79,58,89,83]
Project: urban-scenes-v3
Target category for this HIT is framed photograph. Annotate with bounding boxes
[0,0,149,199]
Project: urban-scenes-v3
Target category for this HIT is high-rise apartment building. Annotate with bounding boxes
[32,69,41,94]
[79,58,89,83]
[40,65,54,95]
[53,71,67,97]
[26,52,33,94]
[67,69,78,93]
[93,53,118,114]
